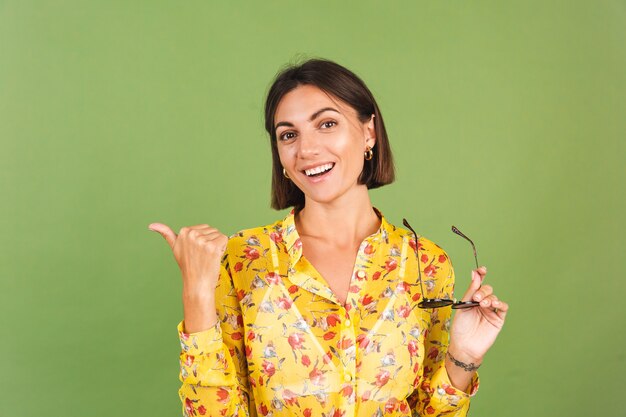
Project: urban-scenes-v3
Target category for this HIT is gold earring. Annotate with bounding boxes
[364,146,374,161]
[283,167,290,179]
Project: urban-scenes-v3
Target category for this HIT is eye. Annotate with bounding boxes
[320,120,337,129]
[278,131,296,141]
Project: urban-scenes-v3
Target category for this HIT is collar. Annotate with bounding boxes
[280,206,390,265]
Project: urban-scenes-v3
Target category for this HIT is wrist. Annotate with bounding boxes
[447,344,483,367]
[446,350,481,372]
[181,288,218,333]
[444,346,481,392]
[182,284,216,302]
[182,301,218,334]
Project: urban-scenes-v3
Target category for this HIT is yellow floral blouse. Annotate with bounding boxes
[176,207,479,417]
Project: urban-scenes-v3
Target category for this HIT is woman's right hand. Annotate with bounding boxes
[148,222,228,332]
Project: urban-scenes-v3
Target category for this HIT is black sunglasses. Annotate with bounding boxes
[402,218,480,309]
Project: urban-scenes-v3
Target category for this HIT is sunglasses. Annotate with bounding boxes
[402,218,480,309]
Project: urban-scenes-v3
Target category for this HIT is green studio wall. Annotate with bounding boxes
[1,1,624,416]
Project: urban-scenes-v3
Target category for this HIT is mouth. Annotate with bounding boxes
[302,162,335,178]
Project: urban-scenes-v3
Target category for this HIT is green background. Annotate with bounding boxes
[1,1,624,416]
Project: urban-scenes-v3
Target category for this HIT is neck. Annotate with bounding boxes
[295,186,381,248]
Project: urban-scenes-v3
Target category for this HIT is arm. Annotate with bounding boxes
[177,247,257,417]
[408,249,479,416]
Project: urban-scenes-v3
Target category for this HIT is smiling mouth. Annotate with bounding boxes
[303,163,335,177]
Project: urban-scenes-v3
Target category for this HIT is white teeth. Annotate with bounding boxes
[304,163,334,176]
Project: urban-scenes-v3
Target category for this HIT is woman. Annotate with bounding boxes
[149,58,508,417]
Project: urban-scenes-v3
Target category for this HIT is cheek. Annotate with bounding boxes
[338,140,365,170]
[332,130,358,153]
[276,144,294,165]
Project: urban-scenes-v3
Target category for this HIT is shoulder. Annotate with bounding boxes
[386,221,454,297]
[224,217,284,254]
[217,219,283,283]
[385,220,450,261]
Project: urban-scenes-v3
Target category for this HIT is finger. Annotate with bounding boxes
[198,230,223,240]
[148,222,177,250]
[460,269,483,302]
[478,293,498,308]
[473,284,493,303]
[492,300,509,320]
[181,224,216,236]
[476,265,487,278]
[185,226,219,239]
[198,231,228,248]
[186,224,213,230]
[482,297,508,321]
[211,234,229,253]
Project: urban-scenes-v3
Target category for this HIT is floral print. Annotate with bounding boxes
[177,207,479,416]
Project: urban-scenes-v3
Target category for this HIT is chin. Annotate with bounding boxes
[303,189,350,206]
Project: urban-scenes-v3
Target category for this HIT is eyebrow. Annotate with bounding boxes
[274,107,340,132]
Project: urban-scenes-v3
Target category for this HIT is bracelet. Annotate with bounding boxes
[447,351,481,372]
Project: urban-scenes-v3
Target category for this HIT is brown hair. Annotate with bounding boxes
[264,57,395,211]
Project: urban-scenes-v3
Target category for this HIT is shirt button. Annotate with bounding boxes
[344,373,353,382]
[356,270,366,279]
[345,319,351,327]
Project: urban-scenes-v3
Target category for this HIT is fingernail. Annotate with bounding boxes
[481,300,489,306]
[474,294,482,301]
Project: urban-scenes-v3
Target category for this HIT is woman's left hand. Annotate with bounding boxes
[448,266,509,363]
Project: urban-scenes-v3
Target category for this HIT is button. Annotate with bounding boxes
[344,373,353,382]
[356,270,366,279]
[345,319,351,327]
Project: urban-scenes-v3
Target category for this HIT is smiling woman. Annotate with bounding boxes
[273,84,379,209]
[149,58,509,417]
[264,60,395,211]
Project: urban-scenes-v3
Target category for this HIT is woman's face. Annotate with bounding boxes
[274,84,375,206]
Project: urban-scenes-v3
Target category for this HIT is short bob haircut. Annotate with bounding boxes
[264,58,395,211]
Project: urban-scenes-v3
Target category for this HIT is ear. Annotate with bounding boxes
[364,114,376,148]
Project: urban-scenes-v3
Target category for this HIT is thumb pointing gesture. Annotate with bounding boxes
[149,221,228,333]
[148,222,178,250]
[148,221,229,294]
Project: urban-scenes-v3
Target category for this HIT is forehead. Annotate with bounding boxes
[274,84,353,124]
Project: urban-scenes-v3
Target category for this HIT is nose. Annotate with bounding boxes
[297,130,321,158]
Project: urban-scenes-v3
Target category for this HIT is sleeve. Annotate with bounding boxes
[407,248,479,417]
[177,241,257,417]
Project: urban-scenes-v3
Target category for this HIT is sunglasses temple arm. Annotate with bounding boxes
[471,242,479,269]
[402,219,426,297]
[452,225,480,269]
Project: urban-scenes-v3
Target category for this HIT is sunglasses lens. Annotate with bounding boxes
[418,298,454,308]
[452,301,480,309]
